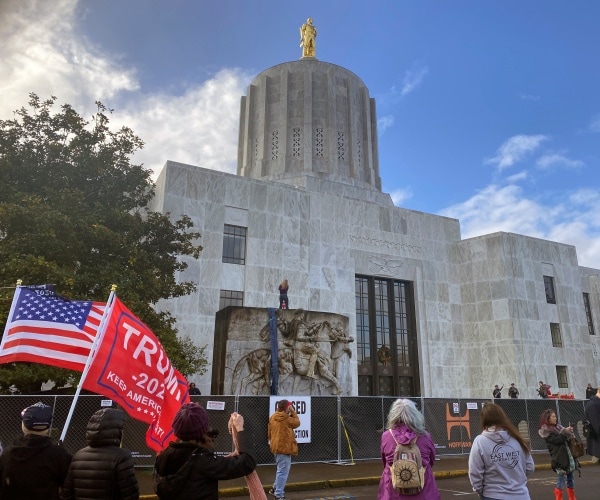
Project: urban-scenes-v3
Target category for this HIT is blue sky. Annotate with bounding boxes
[2,0,600,267]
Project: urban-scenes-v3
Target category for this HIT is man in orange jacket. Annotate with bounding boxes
[267,400,300,500]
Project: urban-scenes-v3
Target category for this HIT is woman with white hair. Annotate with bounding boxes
[378,398,440,499]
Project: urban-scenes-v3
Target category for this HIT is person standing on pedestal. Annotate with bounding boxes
[279,279,289,309]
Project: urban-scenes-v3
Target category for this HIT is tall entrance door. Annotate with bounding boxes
[355,276,420,396]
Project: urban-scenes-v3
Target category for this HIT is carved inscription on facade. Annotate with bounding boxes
[349,234,422,255]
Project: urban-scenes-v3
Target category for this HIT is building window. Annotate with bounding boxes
[219,290,244,309]
[584,293,595,335]
[544,275,556,304]
[222,225,247,264]
[556,366,568,389]
[550,323,562,347]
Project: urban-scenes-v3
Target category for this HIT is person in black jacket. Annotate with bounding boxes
[585,386,600,461]
[585,383,596,400]
[60,408,139,500]
[538,408,576,500]
[154,402,256,499]
[0,402,72,500]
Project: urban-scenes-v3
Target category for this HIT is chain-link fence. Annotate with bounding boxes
[0,395,588,467]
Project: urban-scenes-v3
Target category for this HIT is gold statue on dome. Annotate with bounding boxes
[299,18,317,58]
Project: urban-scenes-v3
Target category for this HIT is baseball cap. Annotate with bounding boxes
[21,402,53,431]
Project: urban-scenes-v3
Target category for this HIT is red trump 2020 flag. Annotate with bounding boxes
[0,286,105,372]
[82,297,189,451]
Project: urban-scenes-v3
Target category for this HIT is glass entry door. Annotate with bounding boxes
[355,276,420,396]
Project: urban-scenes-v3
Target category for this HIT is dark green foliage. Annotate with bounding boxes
[0,94,207,393]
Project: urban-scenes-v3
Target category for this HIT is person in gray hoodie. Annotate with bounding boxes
[468,403,535,499]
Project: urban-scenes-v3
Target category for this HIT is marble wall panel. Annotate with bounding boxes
[281,217,300,245]
[203,203,225,232]
[200,260,223,291]
[249,182,268,212]
[451,304,463,325]
[437,302,451,322]
[461,283,475,304]
[266,185,284,213]
[475,281,492,302]
[472,260,490,281]
[492,299,510,320]
[477,302,493,322]
[225,180,250,209]
[423,281,438,302]
[458,263,474,283]
[179,258,201,283]
[221,263,245,292]
[558,304,571,324]
[462,303,478,323]
[437,282,450,303]
[162,161,188,197]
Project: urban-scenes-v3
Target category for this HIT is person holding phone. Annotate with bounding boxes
[268,400,300,500]
[538,409,577,500]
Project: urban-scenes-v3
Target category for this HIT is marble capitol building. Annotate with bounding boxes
[149,21,600,399]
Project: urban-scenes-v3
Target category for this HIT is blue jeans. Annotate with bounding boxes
[556,470,574,489]
[273,453,292,497]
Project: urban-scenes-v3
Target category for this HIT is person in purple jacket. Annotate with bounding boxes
[378,398,440,499]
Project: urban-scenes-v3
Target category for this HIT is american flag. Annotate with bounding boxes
[0,287,106,372]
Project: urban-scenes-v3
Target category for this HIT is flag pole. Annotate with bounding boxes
[0,280,23,354]
[59,284,118,443]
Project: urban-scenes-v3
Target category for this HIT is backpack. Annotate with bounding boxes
[568,437,585,459]
[153,448,201,499]
[388,430,426,495]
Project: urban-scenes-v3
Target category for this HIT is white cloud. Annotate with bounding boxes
[506,171,528,183]
[401,65,429,96]
[440,184,600,268]
[378,115,395,134]
[536,153,583,170]
[389,188,413,206]
[0,0,250,179]
[0,0,138,119]
[485,134,547,171]
[114,70,250,176]
[590,115,600,133]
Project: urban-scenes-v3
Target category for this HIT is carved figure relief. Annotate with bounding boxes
[228,308,353,396]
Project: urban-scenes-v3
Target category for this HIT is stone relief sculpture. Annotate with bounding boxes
[300,18,317,58]
[226,308,353,396]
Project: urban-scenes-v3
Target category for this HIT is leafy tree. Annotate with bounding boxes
[0,94,206,393]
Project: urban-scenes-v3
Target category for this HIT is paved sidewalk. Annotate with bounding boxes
[137,451,590,499]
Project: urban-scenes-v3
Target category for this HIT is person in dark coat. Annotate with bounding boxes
[154,402,256,499]
[585,386,600,460]
[188,382,201,396]
[60,408,139,500]
[538,409,576,500]
[0,402,72,500]
[278,279,289,309]
[585,383,596,400]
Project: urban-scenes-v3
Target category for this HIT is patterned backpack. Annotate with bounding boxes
[388,430,426,495]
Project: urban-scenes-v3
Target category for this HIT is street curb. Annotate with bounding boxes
[139,460,596,499]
